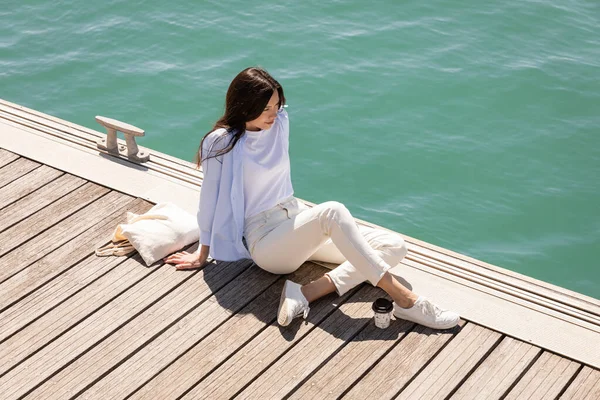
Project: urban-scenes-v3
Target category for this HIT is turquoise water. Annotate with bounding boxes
[1,1,599,299]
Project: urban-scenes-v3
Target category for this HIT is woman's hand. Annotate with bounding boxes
[164,250,210,270]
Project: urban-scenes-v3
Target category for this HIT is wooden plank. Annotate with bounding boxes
[130,264,332,400]
[394,323,502,400]
[228,285,399,399]
[0,198,152,334]
[0,164,63,210]
[0,157,40,188]
[48,260,279,399]
[0,181,108,257]
[0,173,86,233]
[26,259,257,400]
[343,322,466,400]
[0,255,249,399]
[450,336,541,399]
[406,252,600,328]
[560,366,600,399]
[0,188,130,283]
[389,261,600,369]
[289,319,415,399]
[0,251,164,375]
[504,351,581,400]
[0,148,19,168]
[179,270,361,400]
[1,255,138,345]
[407,245,600,315]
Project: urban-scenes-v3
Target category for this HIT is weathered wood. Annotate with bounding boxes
[0,157,40,188]
[0,173,84,232]
[0,148,19,168]
[0,165,63,210]
[0,181,108,257]
[395,323,502,400]
[504,351,581,399]
[180,271,361,400]
[74,264,280,399]
[343,321,466,400]
[232,285,395,399]
[29,260,257,400]
[0,254,244,399]
[0,250,163,375]
[0,199,152,334]
[408,245,600,316]
[450,336,541,399]
[0,188,129,282]
[130,264,330,400]
[405,252,600,332]
[560,366,600,399]
[289,317,415,399]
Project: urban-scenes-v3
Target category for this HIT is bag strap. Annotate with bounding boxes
[95,240,136,257]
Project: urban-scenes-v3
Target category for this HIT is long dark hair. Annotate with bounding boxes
[196,67,286,168]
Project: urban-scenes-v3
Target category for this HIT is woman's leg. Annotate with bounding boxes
[252,201,421,313]
[251,200,460,329]
[252,201,395,288]
[302,224,409,302]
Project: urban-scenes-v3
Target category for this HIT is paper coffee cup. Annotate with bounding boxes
[372,298,393,329]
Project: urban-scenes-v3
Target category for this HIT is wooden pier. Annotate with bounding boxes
[1,99,599,399]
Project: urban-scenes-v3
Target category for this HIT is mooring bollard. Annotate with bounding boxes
[95,116,150,163]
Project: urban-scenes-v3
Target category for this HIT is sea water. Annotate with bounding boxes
[1,0,598,298]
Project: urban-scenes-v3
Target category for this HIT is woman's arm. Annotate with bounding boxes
[196,131,227,254]
[278,107,290,152]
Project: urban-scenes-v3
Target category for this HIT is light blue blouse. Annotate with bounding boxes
[197,109,290,261]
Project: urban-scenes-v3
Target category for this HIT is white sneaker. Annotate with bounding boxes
[393,296,459,330]
[277,280,310,327]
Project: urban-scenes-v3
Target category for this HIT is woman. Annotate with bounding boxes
[165,67,459,329]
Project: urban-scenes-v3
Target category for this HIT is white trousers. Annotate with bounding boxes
[243,196,407,296]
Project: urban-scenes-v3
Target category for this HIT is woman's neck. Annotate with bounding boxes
[245,122,261,132]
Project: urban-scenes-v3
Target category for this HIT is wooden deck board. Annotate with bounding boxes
[0,181,109,257]
[237,285,405,399]
[129,263,328,400]
[504,351,581,400]
[343,322,465,400]
[450,336,542,399]
[288,318,414,399]
[0,256,212,398]
[395,323,503,400]
[0,251,164,376]
[408,245,600,319]
[0,157,40,188]
[0,254,151,377]
[180,280,360,399]
[0,199,152,335]
[0,149,598,399]
[0,173,87,233]
[32,260,261,399]
[0,149,19,168]
[0,189,130,283]
[560,366,600,399]
[73,262,276,399]
[0,164,63,210]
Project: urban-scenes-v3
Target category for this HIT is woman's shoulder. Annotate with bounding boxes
[206,127,229,140]
[203,127,231,149]
[276,107,289,138]
[277,107,288,120]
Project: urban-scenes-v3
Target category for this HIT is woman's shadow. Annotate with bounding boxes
[175,243,460,344]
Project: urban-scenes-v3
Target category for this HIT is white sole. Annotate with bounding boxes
[394,314,459,330]
[277,281,291,326]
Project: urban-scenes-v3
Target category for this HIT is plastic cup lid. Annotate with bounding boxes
[372,298,393,313]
